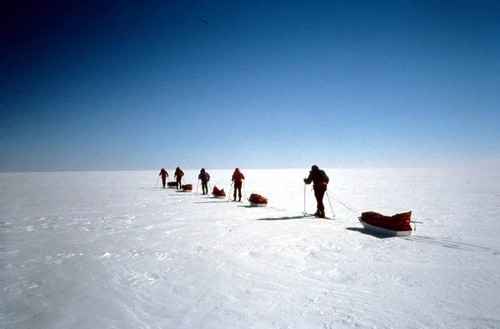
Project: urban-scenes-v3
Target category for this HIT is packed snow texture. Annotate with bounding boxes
[1,168,500,329]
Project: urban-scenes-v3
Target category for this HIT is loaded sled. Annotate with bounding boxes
[358,211,413,237]
[181,184,193,191]
[212,186,226,199]
[167,182,178,189]
[248,193,268,207]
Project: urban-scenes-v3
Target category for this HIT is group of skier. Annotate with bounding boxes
[158,167,186,190]
[158,165,329,218]
[158,167,246,201]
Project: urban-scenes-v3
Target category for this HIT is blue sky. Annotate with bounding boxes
[1,1,499,171]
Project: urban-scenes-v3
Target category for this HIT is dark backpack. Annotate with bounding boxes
[320,170,329,184]
[200,172,210,182]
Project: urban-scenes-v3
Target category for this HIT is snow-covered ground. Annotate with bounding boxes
[1,168,500,329]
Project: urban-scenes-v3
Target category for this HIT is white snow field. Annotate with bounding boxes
[1,168,500,329]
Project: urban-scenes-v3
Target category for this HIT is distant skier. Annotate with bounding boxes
[304,165,329,218]
[174,167,184,190]
[159,168,169,188]
[231,168,245,201]
[198,168,210,195]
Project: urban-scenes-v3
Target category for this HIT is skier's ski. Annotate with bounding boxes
[302,212,333,220]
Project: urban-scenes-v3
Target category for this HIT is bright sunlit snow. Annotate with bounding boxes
[1,168,500,328]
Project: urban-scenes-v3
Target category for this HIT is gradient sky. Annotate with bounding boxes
[1,0,499,171]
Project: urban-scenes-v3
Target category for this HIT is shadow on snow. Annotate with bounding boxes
[345,227,395,239]
[256,215,311,221]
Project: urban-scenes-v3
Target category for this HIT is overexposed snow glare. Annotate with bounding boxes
[1,168,500,328]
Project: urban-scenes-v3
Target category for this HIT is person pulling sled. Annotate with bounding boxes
[174,167,184,190]
[159,168,169,188]
[304,165,329,218]
[198,168,210,195]
[231,168,245,201]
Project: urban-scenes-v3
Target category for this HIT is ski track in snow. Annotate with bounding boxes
[1,168,500,329]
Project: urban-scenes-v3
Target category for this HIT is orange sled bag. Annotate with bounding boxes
[358,211,412,236]
[212,186,226,198]
[248,193,268,207]
[181,184,193,191]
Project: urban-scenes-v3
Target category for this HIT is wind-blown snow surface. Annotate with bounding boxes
[1,168,500,329]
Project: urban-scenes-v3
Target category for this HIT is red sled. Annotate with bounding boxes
[167,182,178,189]
[181,184,193,191]
[358,211,413,237]
[248,193,268,207]
[212,186,226,198]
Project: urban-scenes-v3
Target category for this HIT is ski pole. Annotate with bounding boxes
[303,183,307,215]
[228,182,234,201]
[325,190,335,218]
[155,175,160,189]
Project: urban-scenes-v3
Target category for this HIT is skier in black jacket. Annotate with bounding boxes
[198,168,210,195]
[174,167,184,190]
[304,165,329,218]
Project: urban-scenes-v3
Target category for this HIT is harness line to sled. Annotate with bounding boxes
[327,189,360,219]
